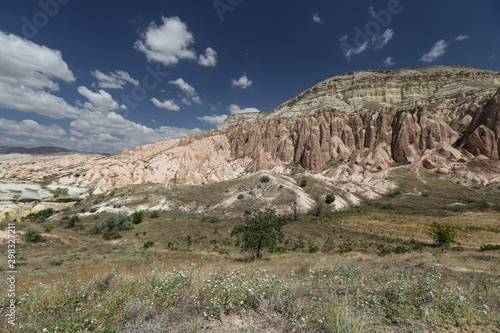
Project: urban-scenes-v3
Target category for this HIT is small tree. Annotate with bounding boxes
[325,194,336,204]
[428,222,456,246]
[131,211,144,224]
[312,195,324,217]
[23,227,44,243]
[300,178,308,187]
[231,209,287,259]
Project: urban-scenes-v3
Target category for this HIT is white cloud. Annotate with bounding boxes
[339,35,348,42]
[368,6,376,17]
[0,31,75,91]
[228,104,260,114]
[420,40,448,62]
[343,42,369,59]
[372,28,394,49]
[134,16,197,66]
[151,97,180,111]
[0,118,66,140]
[70,110,201,152]
[0,31,79,119]
[0,82,80,119]
[384,56,396,66]
[196,114,228,127]
[77,86,122,112]
[312,13,323,24]
[91,70,139,89]
[169,78,201,104]
[455,35,470,42]
[231,74,253,89]
[198,47,218,67]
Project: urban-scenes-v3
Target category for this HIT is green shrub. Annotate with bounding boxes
[237,194,244,200]
[480,244,500,251]
[90,214,133,236]
[447,204,466,212]
[23,227,44,243]
[378,202,393,210]
[131,211,145,224]
[244,208,253,215]
[144,241,155,249]
[231,209,287,259]
[43,225,54,233]
[388,189,403,198]
[421,191,430,197]
[149,210,160,218]
[300,178,308,187]
[325,194,336,204]
[428,222,457,246]
[260,175,270,183]
[67,215,80,228]
[103,232,122,240]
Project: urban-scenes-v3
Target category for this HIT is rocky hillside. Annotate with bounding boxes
[2,66,500,203]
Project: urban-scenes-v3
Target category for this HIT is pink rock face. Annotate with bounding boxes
[4,67,500,193]
[463,88,500,159]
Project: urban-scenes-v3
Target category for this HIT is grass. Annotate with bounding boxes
[1,169,500,332]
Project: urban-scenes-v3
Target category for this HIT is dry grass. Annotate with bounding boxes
[1,170,500,332]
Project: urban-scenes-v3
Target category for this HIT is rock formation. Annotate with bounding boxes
[1,66,500,197]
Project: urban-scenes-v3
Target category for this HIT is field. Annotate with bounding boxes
[1,171,499,332]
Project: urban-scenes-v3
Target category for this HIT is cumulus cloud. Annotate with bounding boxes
[196,114,228,127]
[0,31,79,119]
[384,56,396,66]
[231,74,253,89]
[0,82,80,119]
[455,35,470,42]
[77,86,123,112]
[0,118,66,140]
[70,110,201,152]
[198,47,218,67]
[312,13,323,24]
[134,16,197,66]
[420,40,448,62]
[91,70,139,89]
[169,78,201,104]
[228,104,260,114]
[372,28,394,49]
[151,97,181,111]
[0,31,75,90]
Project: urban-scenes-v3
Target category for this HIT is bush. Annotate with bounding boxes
[43,225,54,233]
[131,211,145,224]
[300,178,308,187]
[91,214,133,235]
[428,222,456,246]
[231,209,287,259]
[144,241,155,249]
[388,189,403,198]
[447,204,467,212]
[421,191,430,197]
[244,208,253,215]
[325,194,336,204]
[480,244,500,251]
[149,210,160,219]
[103,232,122,240]
[67,215,80,228]
[23,227,44,243]
[237,194,244,200]
[378,202,393,210]
[260,175,270,183]
[208,215,220,223]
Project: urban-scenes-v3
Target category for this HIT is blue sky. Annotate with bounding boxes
[0,0,499,153]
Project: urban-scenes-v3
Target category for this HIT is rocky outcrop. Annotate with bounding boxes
[461,88,500,159]
[1,66,499,194]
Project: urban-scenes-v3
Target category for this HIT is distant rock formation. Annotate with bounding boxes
[1,66,500,194]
